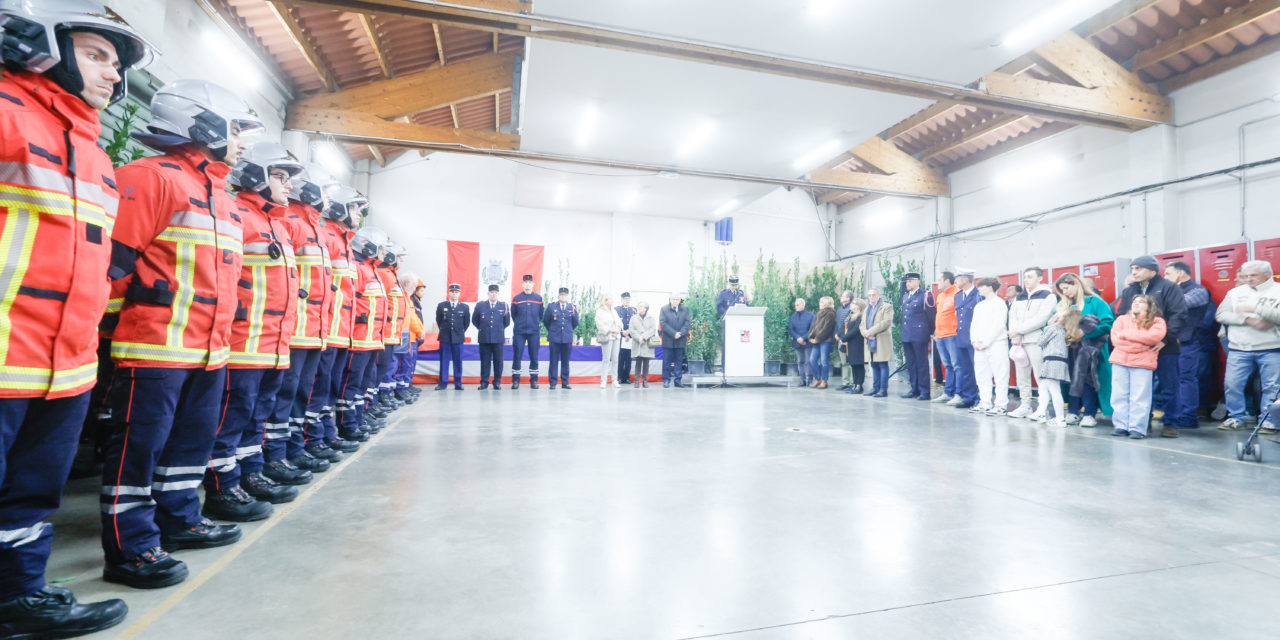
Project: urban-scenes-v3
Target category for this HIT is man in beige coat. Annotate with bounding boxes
[863,288,895,397]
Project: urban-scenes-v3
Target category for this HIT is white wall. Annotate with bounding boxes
[365,152,830,320]
[836,49,1280,286]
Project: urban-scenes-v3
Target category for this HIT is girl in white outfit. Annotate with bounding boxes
[595,296,623,388]
[970,277,1011,415]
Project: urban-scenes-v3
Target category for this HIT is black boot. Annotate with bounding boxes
[264,459,313,485]
[305,442,343,462]
[512,375,521,389]
[102,547,188,590]
[241,471,298,504]
[327,437,360,453]
[288,452,330,473]
[0,585,128,639]
[530,374,539,389]
[847,384,863,394]
[339,428,369,443]
[202,486,272,522]
[161,518,241,551]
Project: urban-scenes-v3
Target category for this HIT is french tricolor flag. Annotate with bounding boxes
[445,241,545,302]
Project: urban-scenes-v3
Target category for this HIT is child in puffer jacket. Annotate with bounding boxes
[1109,294,1168,439]
[1036,312,1073,427]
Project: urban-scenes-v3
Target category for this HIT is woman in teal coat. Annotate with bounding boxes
[1053,273,1114,421]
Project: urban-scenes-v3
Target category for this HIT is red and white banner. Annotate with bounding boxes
[445,240,480,302]
[511,244,545,295]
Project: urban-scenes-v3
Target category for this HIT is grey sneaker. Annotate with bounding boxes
[1218,418,1246,431]
[1065,414,1082,425]
[931,394,953,404]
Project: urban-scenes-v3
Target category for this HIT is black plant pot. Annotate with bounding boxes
[765,360,781,376]
[688,360,707,375]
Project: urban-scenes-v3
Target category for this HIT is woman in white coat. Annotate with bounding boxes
[595,295,624,388]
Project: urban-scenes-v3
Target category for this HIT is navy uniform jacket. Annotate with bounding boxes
[472,300,511,344]
[616,305,638,332]
[512,291,543,335]
[953,287,981,348]
[435,300,470,344]
[901,288,930,343]
[542,301,579,344]
[717,288,748,318]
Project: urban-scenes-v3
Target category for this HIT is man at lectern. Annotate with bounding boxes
[717,275,750,320]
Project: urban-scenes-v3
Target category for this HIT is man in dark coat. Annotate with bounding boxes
[472,284,511,390]
[1116,255,1189,437]
[616,292,638,384]
[952,269,982,408]
[900,273,932,400]
[435,283,470,390]
[660,293,692,388]
[542,287,579,389]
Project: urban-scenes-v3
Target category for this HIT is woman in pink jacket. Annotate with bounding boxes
[1109,295,1168,439]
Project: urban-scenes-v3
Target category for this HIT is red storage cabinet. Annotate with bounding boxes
[1255,237,1280,282]
[1049,265,1080,285]
[1198,242,1249,303]
[997,273,1019,296]
[1156,249,1197,277]
[1081,260,1122,303]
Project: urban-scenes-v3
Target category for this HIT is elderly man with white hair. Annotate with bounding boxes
[1215,260,1280,432]
[659,293,692,388]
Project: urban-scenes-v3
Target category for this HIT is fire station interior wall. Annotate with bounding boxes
[365,152,830,327]
[835,48,1280,286]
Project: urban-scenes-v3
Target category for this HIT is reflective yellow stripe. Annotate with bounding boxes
[48,362,99,393]
[244,265,267,354]
[165,242,195,348]
[0,207,39,360]
[0,182,111,230]
[0,362,95,393]
[104,297,124,314]
[110,342,229,366]
[228,351,289,367]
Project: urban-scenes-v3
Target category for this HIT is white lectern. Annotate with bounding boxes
[723,306,766,377]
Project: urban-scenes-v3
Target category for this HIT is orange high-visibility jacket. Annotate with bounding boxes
[109,145,242,369]
[378,265,404,346]
[351,258,385,351]
[227,191,299,369]
[285,201,331,349]
[0,71,118,398]
[320,223,354,348]
[934,284,959,339]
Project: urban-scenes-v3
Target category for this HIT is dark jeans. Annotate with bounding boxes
[1,392,90,600]
[1068,390,1100,417]
[954,345,979,405]
[1154,351,1182,426]
[936,336,958,397]
[478,342,503,385]
[809,342,833,380]
[663,346,686,383]
[793,344,813,383]
[870,362,889,393]
[547,342,572,385]
[1173,342,1201,426]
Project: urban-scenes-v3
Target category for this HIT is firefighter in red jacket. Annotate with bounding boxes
[318,185,367,447]
[0,1,154,636]
[268,164,343,474]
[342,226,388,441]
[372,246,406,415]
[97,79,264,589]
[202,142,305,523]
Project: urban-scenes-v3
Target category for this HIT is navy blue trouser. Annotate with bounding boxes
[437,341,463,388]
[662,346,685,384]
[618,348,632,383]
[282,347,323,454]
[237,368,283,476]
[478,343,503,385]
[394,346,417,390]
[511,333,539,380]
[375,345,395,401]
[310,347,339,443]
[1172,342,1201,427]
[205,368,264,493]
[871,362,889,393]
[903,340,930,397]
[1154,351,1183,427]
[1,392,89,601]
[336,350,373,433]
[361,351,380,415]
[318,347,345,442]
[100,366,225,564]
[954,345,980,405]
[548,342,572,385]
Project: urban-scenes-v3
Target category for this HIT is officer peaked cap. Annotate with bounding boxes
[523,274,534,282]
[448,283,461,291]
[558,287,569,294]
[488,284,500,292]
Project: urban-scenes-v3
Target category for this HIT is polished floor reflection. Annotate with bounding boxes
[46,384,1280,639]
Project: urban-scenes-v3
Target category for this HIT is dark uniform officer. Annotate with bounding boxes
[615,293,638,384]
[952,269,982,407]
[542,287,579,389]
[511,274,544,389]
[900,272,932,400]
[435,284,469,390]
[472,284,511,390]
[716,275,749,319]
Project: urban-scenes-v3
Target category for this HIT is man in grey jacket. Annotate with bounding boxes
[1007,267,1058,419]
[660,293,692,388]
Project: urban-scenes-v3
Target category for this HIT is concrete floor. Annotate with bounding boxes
[44,379,1280,640]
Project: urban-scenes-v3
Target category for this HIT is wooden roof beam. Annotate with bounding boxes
[368,145,386,166]
[291,53,515,118]
[810,166,949,198]
[979,72,1170,126]
[357,13,392,78]
[1133,0,1280,71]
[1033,31,1151,93]
[432,23,447,66]
[1074,0,1163,38]
[287,107,522,151]
[277,0,1163,130]
[917,114,1026,163]
[267,1,336,91]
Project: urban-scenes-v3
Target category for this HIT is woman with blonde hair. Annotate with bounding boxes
[1053,272,1115,426]
[595,295,624,388]
[839,298,868,394]
[808,296,837,388]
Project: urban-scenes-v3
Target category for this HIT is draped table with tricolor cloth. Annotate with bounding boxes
[412,343,667,385]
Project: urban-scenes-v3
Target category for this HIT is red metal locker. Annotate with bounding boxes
[1049,265,1080,286]
[1081,261,1121,303]
[1255,237,1280,282]
[997,273,1019,296]
[1198,242,1249,303]
[1155,249,1197,276]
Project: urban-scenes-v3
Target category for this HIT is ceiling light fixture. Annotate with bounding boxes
[1000,0,1108,51]
[792,138,842,172]
[575,103,599,149]
[675,119,717,159]
[712,199,739,217]
[202,29,261,90]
